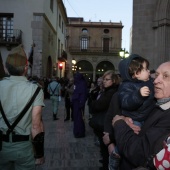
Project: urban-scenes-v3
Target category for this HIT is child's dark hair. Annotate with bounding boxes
[128,57,149,78]
[150,69,155,74]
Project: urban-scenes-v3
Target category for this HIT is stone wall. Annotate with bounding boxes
[132,0,170,69]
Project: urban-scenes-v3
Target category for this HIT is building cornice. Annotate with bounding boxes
[68,24,123,28]
[33,13,57,34]
[57,0,68,24]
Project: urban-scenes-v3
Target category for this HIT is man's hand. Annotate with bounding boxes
[140,86,150,96]
[112,115,141,134]
[124,117,141,134]
[35,157,45,165]
[112,115,125,126]
[103,132,110,145]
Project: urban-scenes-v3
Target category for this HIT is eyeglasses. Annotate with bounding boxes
[103,78,112,81]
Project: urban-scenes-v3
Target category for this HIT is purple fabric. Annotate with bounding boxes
[73,101,85,137]
[72,72,88,137]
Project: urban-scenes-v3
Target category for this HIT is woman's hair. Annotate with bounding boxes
[90,81,96,86]
[128,57,149,78]
[103,70,120,85]
[6,63,25,76]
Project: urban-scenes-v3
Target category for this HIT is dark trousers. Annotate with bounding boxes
[94,130,109,169]
[72,100,85,138]
[65,97,73,120]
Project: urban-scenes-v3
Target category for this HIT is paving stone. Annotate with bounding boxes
[36,99,102,170]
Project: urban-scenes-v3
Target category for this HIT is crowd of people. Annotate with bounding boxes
[1,44,170,170]
[88,54,170,170]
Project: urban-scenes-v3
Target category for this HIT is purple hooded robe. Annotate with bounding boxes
[72,72,88,138]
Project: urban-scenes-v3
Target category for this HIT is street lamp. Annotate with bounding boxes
[72,58,77,72]
[119,48,129,59]
[58,62,63,78]
[72,58,76,65]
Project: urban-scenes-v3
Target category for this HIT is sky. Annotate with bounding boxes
[62,0,133,52]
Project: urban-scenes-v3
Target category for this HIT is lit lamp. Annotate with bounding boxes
[119,48,129,59]
[58,62,63,78]
[72,58,76,72]
[72,59,76,65]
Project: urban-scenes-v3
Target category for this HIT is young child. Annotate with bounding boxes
[109,54,156,170]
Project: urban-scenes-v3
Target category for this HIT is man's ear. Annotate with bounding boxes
[23,65,29,75]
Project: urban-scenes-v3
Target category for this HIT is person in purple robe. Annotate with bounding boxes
[72,72,88,138]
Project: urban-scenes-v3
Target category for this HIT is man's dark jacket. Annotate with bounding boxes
[114,104,170,169]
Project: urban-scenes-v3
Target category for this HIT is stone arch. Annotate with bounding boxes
[96,61,115,79]
[76,60,93,82]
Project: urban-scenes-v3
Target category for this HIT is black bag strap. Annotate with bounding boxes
[0,102,11,129]
[49,83,58,95]
[0,86,41,135]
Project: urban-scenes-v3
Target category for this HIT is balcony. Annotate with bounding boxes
[68,46,120,56]
[0,29,22,46]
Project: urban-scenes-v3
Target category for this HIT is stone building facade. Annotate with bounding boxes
[1,1,170,79]
[0,0,68,78]
[66,17,123,81]
[132,0,170,70]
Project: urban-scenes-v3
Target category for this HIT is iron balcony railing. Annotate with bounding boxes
[68,46,120,55]
[0,29,22,45]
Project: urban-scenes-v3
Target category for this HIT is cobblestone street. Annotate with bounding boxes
[36,98,101,170]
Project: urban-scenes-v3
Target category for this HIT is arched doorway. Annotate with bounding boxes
[76,60,93,82]
[96,61,115,79]
[46,56,52,78]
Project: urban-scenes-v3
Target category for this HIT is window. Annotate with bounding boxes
[104,29,109,34]
[61,43,63,55]
[103,38,110,52]
[81,37,88,50]
[0,14,13,41]
[81,28,88,50]
[50,0,53,12]
[82,28,88,34]
[59,14,61,28]
[62,21,63,33]
[58,39,60,57]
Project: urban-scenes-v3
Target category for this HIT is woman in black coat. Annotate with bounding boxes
[90,70,120,170]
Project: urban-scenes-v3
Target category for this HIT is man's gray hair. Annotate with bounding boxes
[6,63,25,76]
